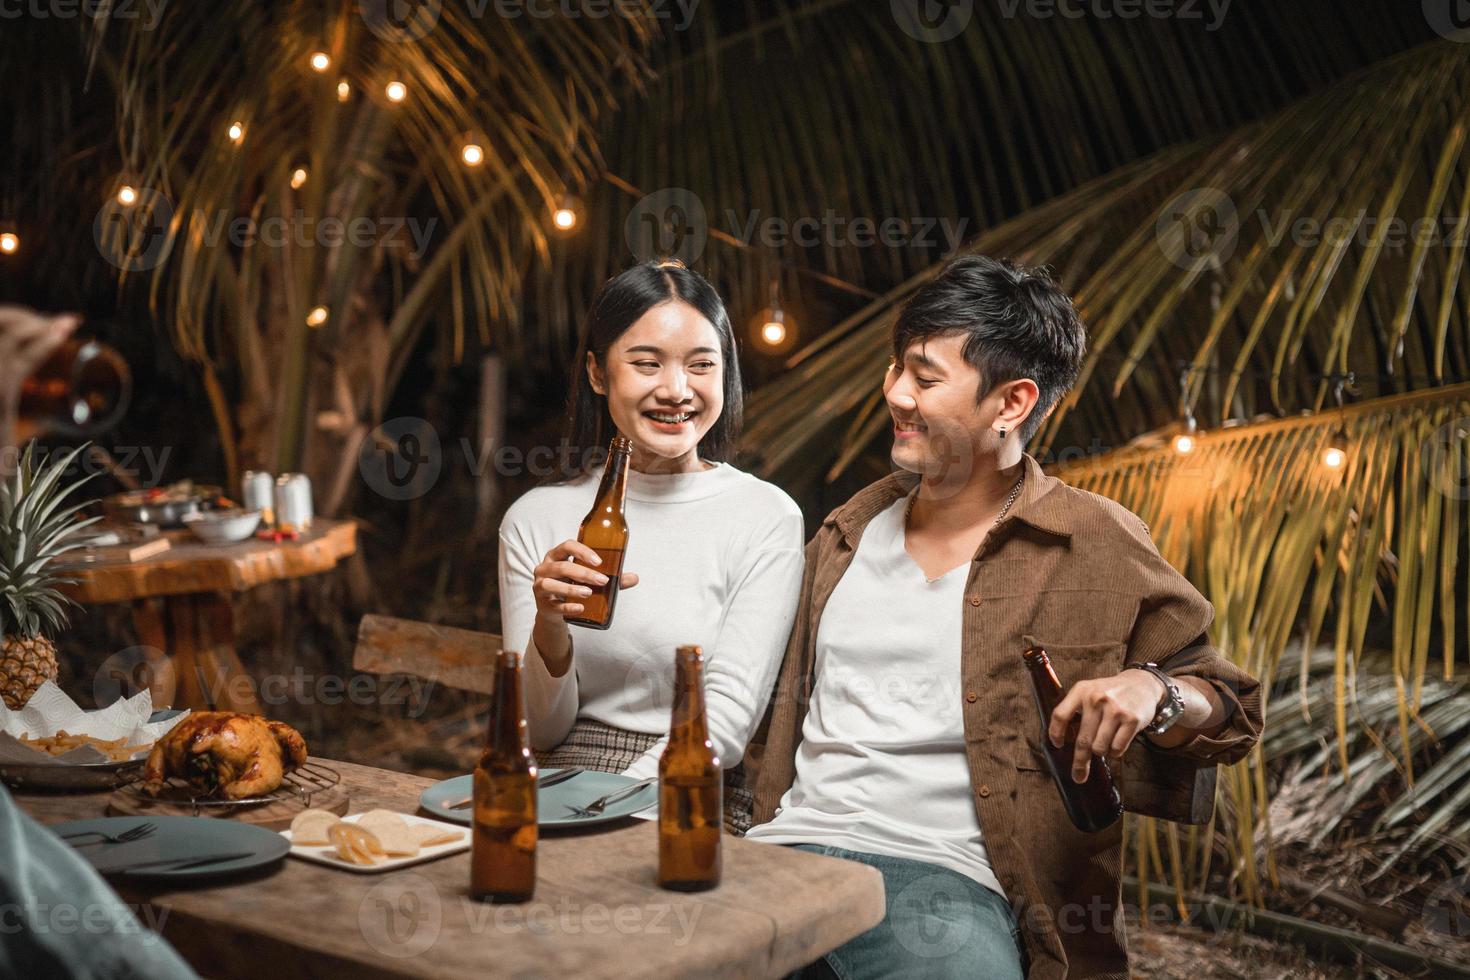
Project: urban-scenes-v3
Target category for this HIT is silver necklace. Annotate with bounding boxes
[906,470,1025,526]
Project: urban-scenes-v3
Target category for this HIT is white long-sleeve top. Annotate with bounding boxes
[497,462,805,780]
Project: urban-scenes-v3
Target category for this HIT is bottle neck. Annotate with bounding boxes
[1023,650,1064,716]
[489,651,530,752]
[670,653,710,742]
[595,443,632,510]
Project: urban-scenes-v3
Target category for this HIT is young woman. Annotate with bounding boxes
[497,261,804,833]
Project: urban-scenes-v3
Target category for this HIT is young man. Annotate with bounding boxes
[748,255,1263,979]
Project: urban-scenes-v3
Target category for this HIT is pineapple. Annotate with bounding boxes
[1,444,98,709]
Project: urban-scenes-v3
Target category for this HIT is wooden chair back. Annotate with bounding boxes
[352,614,501,695]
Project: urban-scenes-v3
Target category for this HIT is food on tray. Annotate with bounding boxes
[329,822,384,866]
[291,807,463,865]
[413,824,462,848]
[142,711,308,800]
[290,808,341,845]
[19,730,152,762]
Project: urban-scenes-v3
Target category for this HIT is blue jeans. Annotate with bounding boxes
[790,845,1026,980]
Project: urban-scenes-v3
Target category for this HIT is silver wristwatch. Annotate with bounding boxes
[1127,662,1184,735]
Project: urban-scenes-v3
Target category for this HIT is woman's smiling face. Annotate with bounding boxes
[587,299,725,473]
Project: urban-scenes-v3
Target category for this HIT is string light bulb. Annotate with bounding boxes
[309,51,331,73]
[385,80,407,103]
[306,306,329,328]
[336,79,351,102]
[461,142,484,167]
[227,121,245,143]
[290,167,308,189]
[116,185,138,206]
[551,195,582,234]
[1322,373,1355,469]
[0,231,18,255]
[1172,414,1198,455]
[749,277,798,354]
[1322,425,1349,469]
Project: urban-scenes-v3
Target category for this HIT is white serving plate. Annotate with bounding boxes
[280,811,469,874]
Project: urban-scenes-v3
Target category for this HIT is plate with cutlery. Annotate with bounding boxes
[418,767,657,828]
[49,815,291,880]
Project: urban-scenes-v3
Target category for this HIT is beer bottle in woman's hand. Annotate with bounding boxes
[1023,646,1124,833]
[565,436,632,629]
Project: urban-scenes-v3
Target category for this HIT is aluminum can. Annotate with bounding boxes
[242,470,275,526]
[273,473,314,533]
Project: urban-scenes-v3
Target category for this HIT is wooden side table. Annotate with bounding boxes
[56,520,357,714]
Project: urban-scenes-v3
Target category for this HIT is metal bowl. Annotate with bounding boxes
[0,757,146,792]
[0,709,180,792]
[183,509,261,545]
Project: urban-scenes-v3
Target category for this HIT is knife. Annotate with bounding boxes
[448,767,585,810]
[95,851,256,875]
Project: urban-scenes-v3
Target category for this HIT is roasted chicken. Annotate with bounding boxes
[143,712,308,800]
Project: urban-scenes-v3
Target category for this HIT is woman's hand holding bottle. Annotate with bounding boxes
[530,540,638,675]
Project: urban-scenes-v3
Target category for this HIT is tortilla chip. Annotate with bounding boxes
[374,824,421,857]
[290,808,341,845]
[413,824,463,848]
[357,809,409,834]
[329,822,383,865]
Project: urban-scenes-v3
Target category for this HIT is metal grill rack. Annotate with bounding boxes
[115,761,340,816]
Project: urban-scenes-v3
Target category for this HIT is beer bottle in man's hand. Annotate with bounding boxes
[1023,646,1124,833]
[565,436,632,630]
[658,645,722,891]
[18,339,131,438]
[472,649,537,902]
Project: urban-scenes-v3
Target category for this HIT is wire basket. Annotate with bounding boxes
[114,761,341,817]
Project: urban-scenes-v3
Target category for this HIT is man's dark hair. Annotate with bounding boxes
[892,254,1087,444]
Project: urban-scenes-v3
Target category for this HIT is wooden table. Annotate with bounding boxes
[15,759,886,979]
[56,520,358,715]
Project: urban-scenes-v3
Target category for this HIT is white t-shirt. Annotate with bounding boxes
[746,493,1006,898]
[498,462,805,780]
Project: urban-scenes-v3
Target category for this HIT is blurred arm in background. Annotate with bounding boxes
[0,306,77,469]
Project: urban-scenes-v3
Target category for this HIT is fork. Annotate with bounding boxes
[564,777,657,818]
[61,822,156,847]
[447,767,586,810]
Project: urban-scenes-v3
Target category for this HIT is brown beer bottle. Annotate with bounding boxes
[18,339,131,439]
[1022,646,1124,833]
[565,435,632,630]
[472,649,538,902]
[658,645,722,891]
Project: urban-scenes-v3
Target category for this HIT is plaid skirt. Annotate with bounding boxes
[535,718,753,835]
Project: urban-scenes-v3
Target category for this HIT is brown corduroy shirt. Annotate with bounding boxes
[752,452,1263,979]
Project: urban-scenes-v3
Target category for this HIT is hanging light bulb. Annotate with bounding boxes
[460,142,484,167]
[385,80,407,103]
[1173,414,1198,455]
[1321,373,1355,470]
[309,51,331,73]
[116,184,138,206]
[290,167,308,189]
[228,121,246,143]
[749,278,799,355]
[747,272,799,354]
[551,195,582,234]
[1322,426,1348,469]
[336,79,351,102]
[0,231,18,255]
[306,306,329,328]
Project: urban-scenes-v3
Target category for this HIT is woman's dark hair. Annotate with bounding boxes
[558,261,743,477]
[892,254,1087,444]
